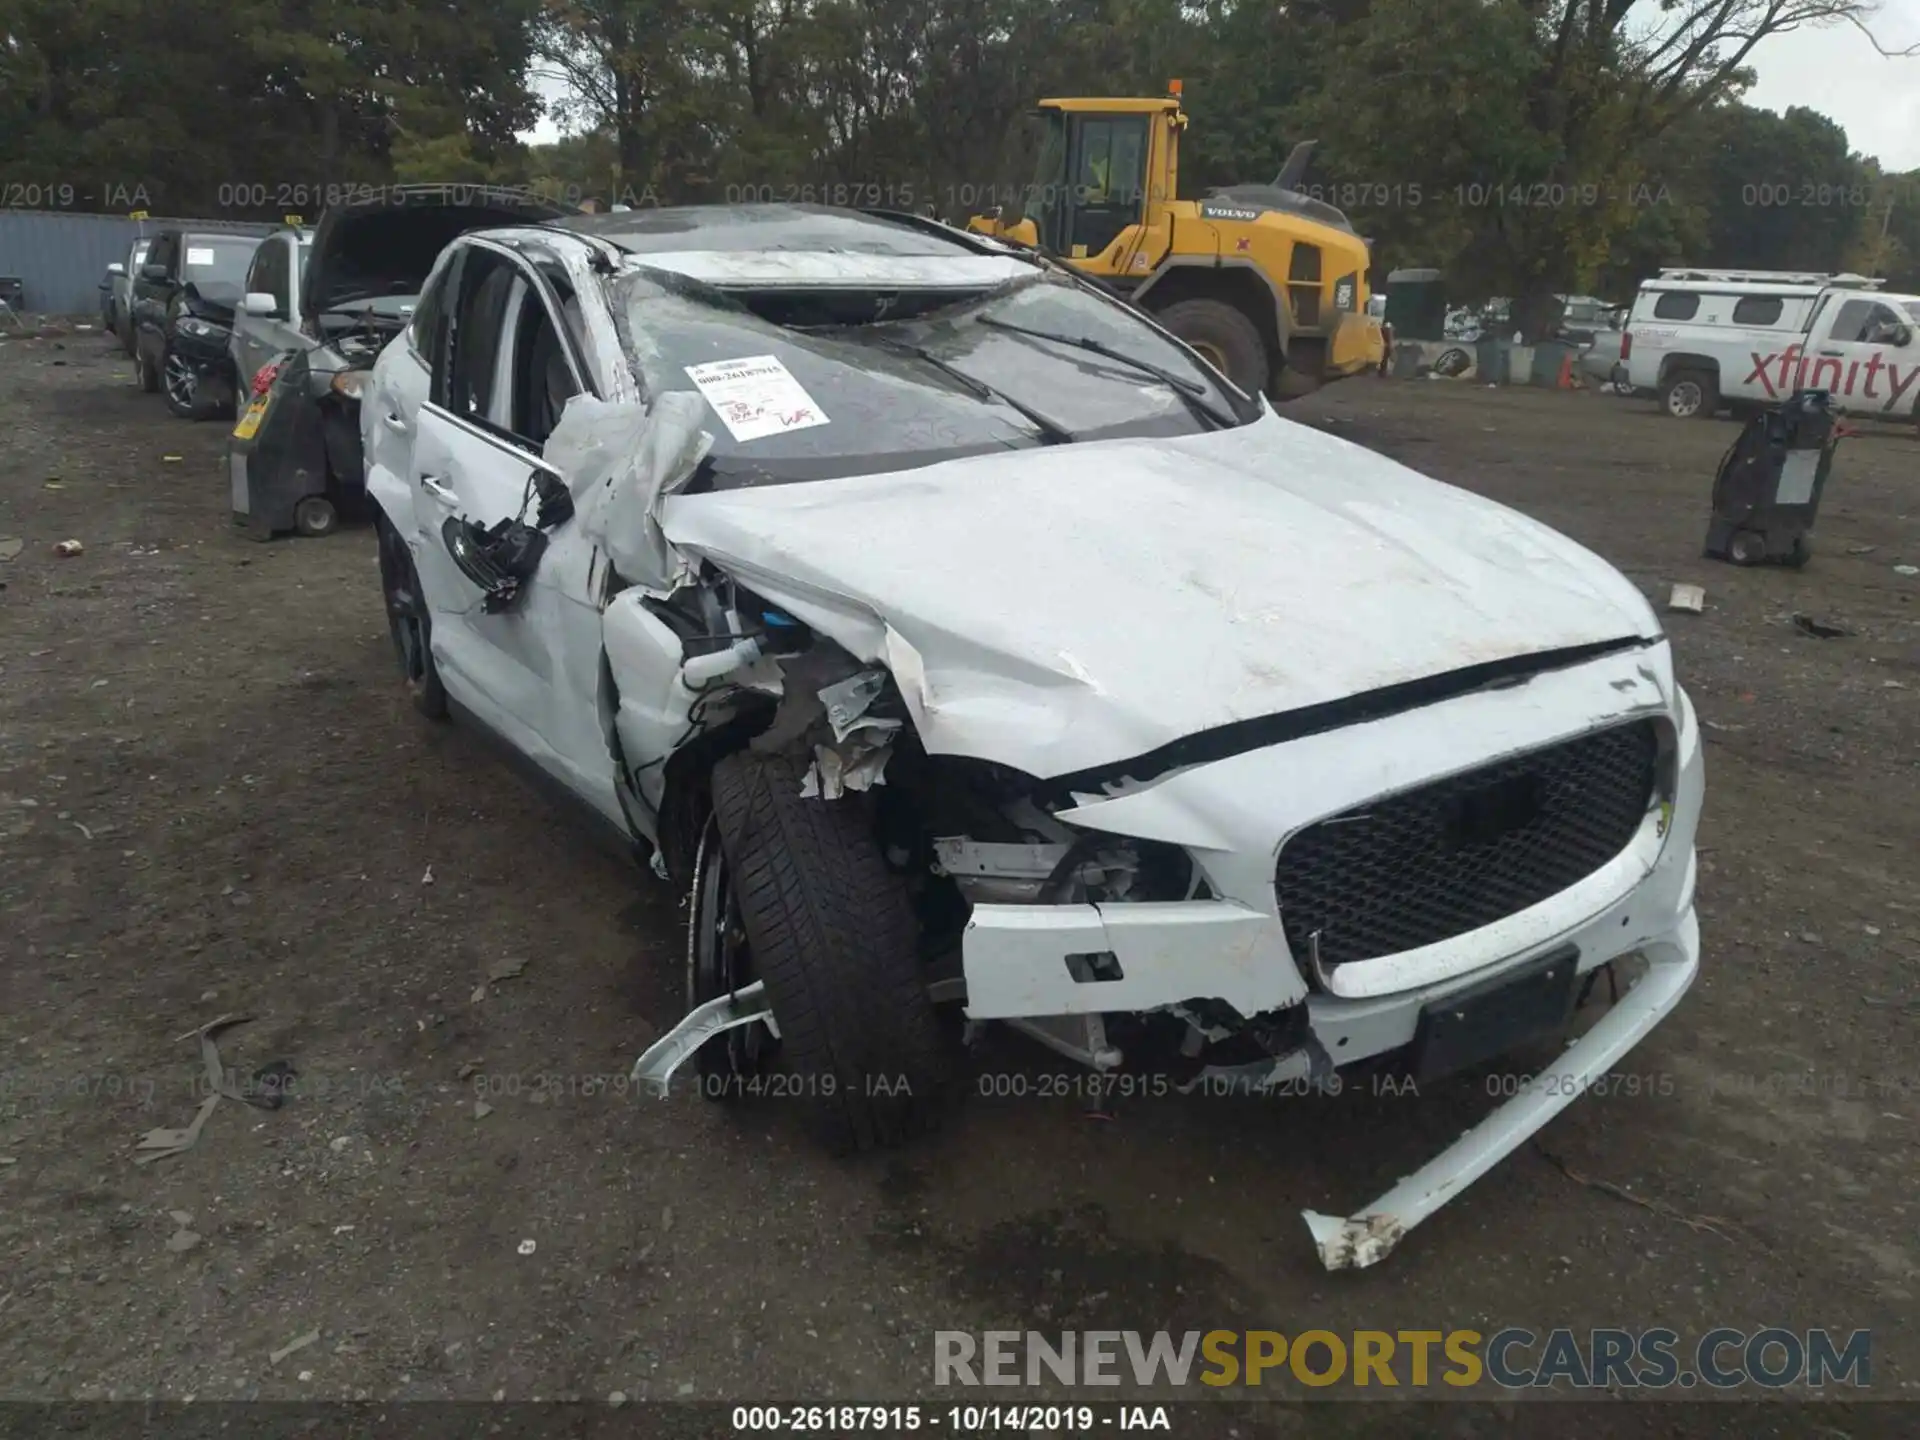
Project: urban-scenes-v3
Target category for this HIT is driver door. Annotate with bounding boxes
[408,241,621,821]
[1062,114,1150,267]
[1807,297,1920,420]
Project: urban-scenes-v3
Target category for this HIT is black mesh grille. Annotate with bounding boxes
[1276,720,1661,970]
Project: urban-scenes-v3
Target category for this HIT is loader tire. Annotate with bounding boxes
[708,749,954,1154]
[1153,298,1268,397]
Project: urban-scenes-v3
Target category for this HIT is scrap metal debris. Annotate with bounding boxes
[1791,613,1851,639]
[134,1014,288,1165]
[53,539,83,558]
[0,538,21,563]
[269,1329,320,1365]
[1667,583,1705,614]
[487,957,527,983]
[799,727,897,799]
[802,668,901,797]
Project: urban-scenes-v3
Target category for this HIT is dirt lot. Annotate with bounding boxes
[2,330,1917,1429]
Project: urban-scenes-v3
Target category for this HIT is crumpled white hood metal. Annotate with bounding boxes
[659,411,1661,779]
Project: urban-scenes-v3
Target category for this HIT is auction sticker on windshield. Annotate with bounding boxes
[684,355,829,442]
[186,247,216,266]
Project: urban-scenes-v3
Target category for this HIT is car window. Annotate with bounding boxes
[248,239,291,312]
[1652,291,1698,321]
[443,249,521,421]
[183,238,259,285]
[506,282,580,448]
[615,267,1249,490]
[1828,299,1886,343]
[1731,296,1782,326]
[412,251,458,379]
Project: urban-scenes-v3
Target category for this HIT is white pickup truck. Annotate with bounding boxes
[1624,268,1920,423]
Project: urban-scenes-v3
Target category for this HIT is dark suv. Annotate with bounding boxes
[132,229,267,419]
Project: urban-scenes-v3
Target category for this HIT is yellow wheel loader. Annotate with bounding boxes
[966,86,1383,401]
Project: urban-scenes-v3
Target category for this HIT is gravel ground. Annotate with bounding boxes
[2,330,1917,1433]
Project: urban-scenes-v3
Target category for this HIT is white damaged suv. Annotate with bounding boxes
[362,204,1703,1272]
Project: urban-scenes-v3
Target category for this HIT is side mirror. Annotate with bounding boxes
[107,263,126,277]
[141,262,169,282]
[532,470,573,529]
[243,292,281,317]
[1894,323,1915,349]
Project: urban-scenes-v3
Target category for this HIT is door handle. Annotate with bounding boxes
[419,475,458,505]
[1818,350,1843,358]
[382,411,409,434]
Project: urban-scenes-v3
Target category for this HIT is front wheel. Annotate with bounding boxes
[161,347,221,420]
[1151,298,1269,398]
[375,514,447,719]
[686,812,774,1094]
[708,749,955,1153]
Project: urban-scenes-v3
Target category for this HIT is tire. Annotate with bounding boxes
[293,496,338,538]
[708,749,954,1154]
[1728,530,1767,565]
[1151,298,1269,397]
[375,514,448,719]
[161,347,207,418]
[137,344,160,393]
[1661,368,1718,420]
[1787,535,1813,569]
[686,812,773,1094]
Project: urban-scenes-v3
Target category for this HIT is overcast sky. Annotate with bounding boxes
[528,5,1920,171]
[1745,2,1920,170]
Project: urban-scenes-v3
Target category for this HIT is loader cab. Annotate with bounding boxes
[1005,98,1179,268]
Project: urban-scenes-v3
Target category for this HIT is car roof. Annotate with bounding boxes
[550,204,985,258]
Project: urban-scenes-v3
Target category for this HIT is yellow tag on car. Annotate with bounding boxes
[233,397,270,440]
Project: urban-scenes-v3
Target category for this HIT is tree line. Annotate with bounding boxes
[3,0,1916,332]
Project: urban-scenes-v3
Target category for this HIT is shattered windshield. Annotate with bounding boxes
[613,262,1253,490]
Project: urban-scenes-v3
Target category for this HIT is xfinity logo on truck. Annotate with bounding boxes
[1743,345,1920,413]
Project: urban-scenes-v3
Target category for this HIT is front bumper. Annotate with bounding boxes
[632,642,1704,1272]
[963,642,1704,1268]
[170,325,232,373]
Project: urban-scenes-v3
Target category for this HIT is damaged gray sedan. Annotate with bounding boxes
[362,204,1704,1272]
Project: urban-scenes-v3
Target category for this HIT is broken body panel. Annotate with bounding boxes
[362,212,1703,1274]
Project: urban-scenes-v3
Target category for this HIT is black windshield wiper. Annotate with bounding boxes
[973,313,1237,429]
[867,334,1077,445]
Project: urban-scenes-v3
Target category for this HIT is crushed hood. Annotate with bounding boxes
[658,411,1661,780]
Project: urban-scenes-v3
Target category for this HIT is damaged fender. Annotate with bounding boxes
[542,389,714,595]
